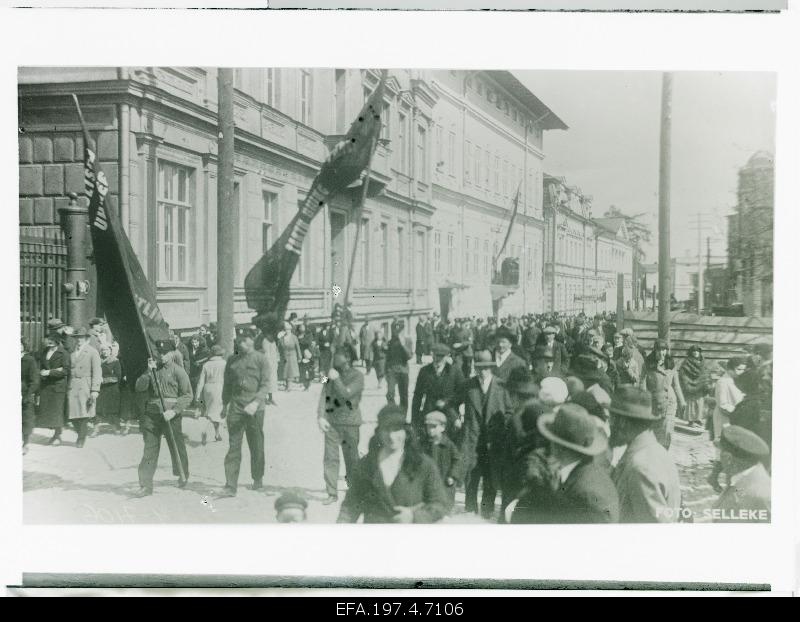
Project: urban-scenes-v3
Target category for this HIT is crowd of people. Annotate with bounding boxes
[21,307,772,524]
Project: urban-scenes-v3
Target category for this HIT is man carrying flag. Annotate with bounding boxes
[73,94,185,495]
[134,340,193,497]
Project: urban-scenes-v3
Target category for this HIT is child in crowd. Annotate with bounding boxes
[421,410,463,512]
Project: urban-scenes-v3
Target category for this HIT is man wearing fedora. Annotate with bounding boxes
[510,403,619,524]
[461,349,515,519]
[610,386,681,523]
[536,324,570,377]
[492,326,528,385]
[714,425,771,522]
[67,327,103,448]
[133,339,193,496]
[531,346,559,385]
[410,343,465,440]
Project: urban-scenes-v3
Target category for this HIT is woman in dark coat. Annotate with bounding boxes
[337,405,450,524]
[94,344,122,435]
[22,337,40,453]
[678,345,710,427]
[187,334,210,393]
[36,332,71,445]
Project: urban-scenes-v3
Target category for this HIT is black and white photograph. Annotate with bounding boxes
[17,65,776,526]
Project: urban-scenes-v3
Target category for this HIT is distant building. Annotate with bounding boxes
[727,151,774,317]
[543,174,634,315]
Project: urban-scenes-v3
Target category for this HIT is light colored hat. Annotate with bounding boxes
[539,377,569,406]
[424,410,448,426]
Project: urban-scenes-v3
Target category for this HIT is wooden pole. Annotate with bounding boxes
[657,72,673,343]
[616,272,625,331]
[217,68,236,355]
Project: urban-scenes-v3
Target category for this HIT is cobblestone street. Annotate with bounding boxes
[23,359,719,525]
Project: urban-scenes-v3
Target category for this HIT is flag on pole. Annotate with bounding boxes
[74,94,171,381]
[494,182,522,267]
[244,72,387,326]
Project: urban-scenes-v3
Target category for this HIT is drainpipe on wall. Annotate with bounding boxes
[117,67,131,233]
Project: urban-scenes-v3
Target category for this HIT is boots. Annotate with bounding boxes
[707,460,723,493]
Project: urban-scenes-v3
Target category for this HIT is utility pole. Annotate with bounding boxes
[217,68,236,355]
[697,211,704,314]
[657,72,673,342]
[707,235,712,307]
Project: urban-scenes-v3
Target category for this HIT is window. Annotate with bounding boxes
[502,159,509,197]
[157,161,192,284]
[494,154,500,192]
[416,125,427,182]
[464,141,472,185]
[447,130,456,176]
[397,226,405,287]
[484,150,491,188]
[299,69,312,125]
[477,81,483,96]
[447,232,455,275]
[380,222,389,284]
[334,69,347,133]
[475,146,482,188]
[360,218,370,286]
[398,111,409,174]
[483,239,489,275]
[526,244,533,281]
[434,230,442,273]
[464,236,471,273]
[472,237,479,274]
[435,124,443,170]
[264,68,281,108]
[415,230,426,287]
[262,191,278,254]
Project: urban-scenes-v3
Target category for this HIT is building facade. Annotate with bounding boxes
[19,67,568,332]
[727,151,774,317]
[543,174,634,315]
[427,70,566,319]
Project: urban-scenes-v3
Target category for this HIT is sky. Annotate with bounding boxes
[516,70,776,263]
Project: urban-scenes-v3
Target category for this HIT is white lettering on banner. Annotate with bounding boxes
[92,171,109,231]
[284,183,332,255]
[134,293,165,325]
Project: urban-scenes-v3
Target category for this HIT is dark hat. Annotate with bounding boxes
[47,318,65,330]
[155,339,175,355]
[610,386,659,421]
[531,346,554,361]
[88,317,104,327]
[570,390,606,420]
[571,354,600,377]
[432,343,451,357]
[73,327,91,339]
[377,404,407,431]
[512,380,541,398]
[537,403,608,457]
[721,425,770,460]
[210,345,225,357]
[236,327,256,341]
[494,326,515,343]
[274,490,308,513]
[473,349,496,368]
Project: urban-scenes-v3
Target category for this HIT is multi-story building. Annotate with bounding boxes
[19,67,441,333]
[727,151,774,317]
[427,71,566,318]
[542,174,634,315]
[19,67,567,334]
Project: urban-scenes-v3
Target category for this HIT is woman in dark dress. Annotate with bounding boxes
[36,332,71,446]
[187,334,210,393]
[370,329,388,388]
[94,344,122,435]
[297,323,315,391]
[22,337,40,454]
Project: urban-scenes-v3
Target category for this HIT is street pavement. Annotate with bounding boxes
[22,358,719,524]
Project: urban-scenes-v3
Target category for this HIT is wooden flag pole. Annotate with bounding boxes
[342,131,379,309]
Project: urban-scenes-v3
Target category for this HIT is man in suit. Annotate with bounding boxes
[610,386,681,523]
[318,350,365,505]
[714,425,771,523]
[493,326,528,385]
[411,343,465,440]
[510,403,619,524]
[415,315,430,365]
[521,316,541,366]
[538,325,571,377]
[385,321,413,414]
[461,350,515,519]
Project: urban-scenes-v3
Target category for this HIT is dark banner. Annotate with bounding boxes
[74,95,171,381]
[244,72,386,326]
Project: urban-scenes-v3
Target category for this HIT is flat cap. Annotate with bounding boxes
[424,410,448,426]
[274,491,308,513]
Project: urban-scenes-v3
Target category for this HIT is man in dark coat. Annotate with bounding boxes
[36,331,71,445]
[21,337,40,454]
[714,425,771,523]
[537,325,570,376]
[318,350,365,505]
[415,315,430,365]
[510,403,619,524]
[493,326,528,385]
[521,316,541,365]
[411,343,465,441]
[385,321,413,414]
[420,410,464,510]
[461,350,515,519]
